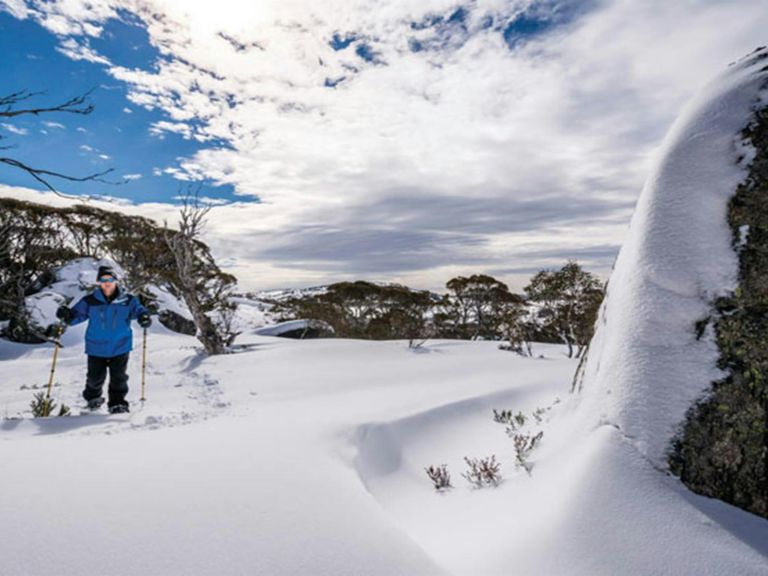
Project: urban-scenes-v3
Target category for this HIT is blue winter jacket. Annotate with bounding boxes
[68,286,148,358]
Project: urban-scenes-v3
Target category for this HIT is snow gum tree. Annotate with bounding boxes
[282,281,434,345]
[164,190,239,355]
[444,274,524,340]
[524,261,604,358]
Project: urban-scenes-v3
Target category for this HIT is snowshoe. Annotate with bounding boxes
[108,404,130,414]
[86,397,105,410]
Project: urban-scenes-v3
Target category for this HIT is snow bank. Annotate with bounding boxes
[573,48,768,466]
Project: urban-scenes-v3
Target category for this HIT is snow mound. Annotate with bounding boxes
[573,47,768,467]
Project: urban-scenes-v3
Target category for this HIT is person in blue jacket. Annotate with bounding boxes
[56,265,152,414]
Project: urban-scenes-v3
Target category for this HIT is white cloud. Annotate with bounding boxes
[0,0,31,19]
[123,173,142,180]
[56,37,111,65]
[78,143,110,161]
[149,120,193,139]
[4,0,768,292]
[1,123,29,135]
[43,121,66,129]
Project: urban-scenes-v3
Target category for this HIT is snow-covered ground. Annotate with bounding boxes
[1,324,766,576]
[1,324,577,576]
[2,40,768,576]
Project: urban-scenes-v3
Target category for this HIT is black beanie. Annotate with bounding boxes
[97,265,117,280]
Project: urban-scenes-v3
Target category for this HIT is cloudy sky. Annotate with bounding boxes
[1,0,766,292]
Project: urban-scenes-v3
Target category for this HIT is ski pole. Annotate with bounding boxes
[45,323,64,416]
[140,326,147,402]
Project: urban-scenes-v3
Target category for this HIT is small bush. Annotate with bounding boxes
[425,464,452,491]
[492,409,527,436]
[513,431,544,474]
[29,392,70,418]
[492,409,513,424]
[462,455,502,488]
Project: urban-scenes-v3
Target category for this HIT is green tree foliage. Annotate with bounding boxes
[281,281,435,347]
[444,274,525,340]
[0,198,237,350]
[279,268,603,351]
[524,261,604,358]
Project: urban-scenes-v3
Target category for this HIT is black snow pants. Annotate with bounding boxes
[83,353,130,408]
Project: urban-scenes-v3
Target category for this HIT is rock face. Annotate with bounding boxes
[670,64,768,518]
[573,46,768,489]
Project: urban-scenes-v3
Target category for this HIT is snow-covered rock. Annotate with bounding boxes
[21,257,122,338]
[572,47,768,467]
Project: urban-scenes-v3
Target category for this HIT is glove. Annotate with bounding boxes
[56,305,72,323]
[45,323,66,338]
[138,312,152,328]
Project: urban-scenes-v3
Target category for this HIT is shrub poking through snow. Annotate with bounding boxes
[462,455,501,488]
[492,409,527,436]
[513,431,543,474]
[29,392,69,418]
[492,409,513,424]
[494,406,552,474]
[425,464,452,491]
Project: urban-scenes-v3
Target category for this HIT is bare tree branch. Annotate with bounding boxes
[164,184,236,355]
[0,90,45,109]
[0,157,120,200]
[0,87,132,199]
[0,89,95,118]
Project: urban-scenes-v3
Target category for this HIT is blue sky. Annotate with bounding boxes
[0,9,237,203]
[1,0,767,292]
[0,1,589,205]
